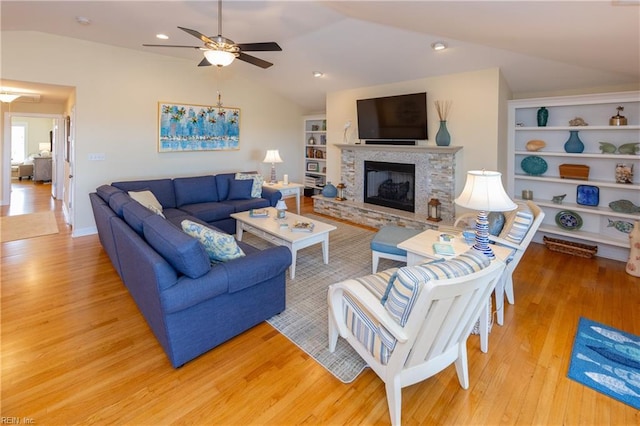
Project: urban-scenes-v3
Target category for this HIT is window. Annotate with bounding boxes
[11,123,27,163]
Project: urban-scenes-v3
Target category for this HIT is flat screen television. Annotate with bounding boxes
[356,92,427,142]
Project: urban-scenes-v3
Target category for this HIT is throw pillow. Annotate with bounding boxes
[488,212,506,236]
[499,203,534,244]
[235,172,264,198]
[383,250,489,326]
[227,179,253,200]
[181,219,245,262]
[129,190,164,214]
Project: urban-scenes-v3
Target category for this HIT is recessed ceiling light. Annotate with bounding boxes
[431,42,447,51]
[156,34,169,40]
[75,16,91,25]
[312,71,324,78]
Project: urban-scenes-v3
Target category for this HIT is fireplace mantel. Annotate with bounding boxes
[334,144,462,155]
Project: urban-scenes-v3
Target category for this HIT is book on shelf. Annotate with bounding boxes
[249,208,269,217]
[432,243,455,256]
[291,221,315,233]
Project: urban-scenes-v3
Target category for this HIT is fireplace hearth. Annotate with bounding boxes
[364,161,415,212]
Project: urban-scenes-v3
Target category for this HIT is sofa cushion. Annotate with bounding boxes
[173,175,219,206]
[142,215,211,279]
[181,219,245,263]
[179,202,235,223]
[122,200,156,235]
[220,198,270,213]
[96,184,122,203]
[227,179,253,200]
[499,203,534,244]
[108,192,133,218]
[214,173,236,201]
[235,172,264,198]
[383,250,490,326]
[112,179,176,208]
[128,190,164,216]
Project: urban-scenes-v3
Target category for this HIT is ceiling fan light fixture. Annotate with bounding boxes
[204,49,236,67]
[156,34,169,40]
[0,93,21,103]
[431,42,447,51]
[312,71,324,78]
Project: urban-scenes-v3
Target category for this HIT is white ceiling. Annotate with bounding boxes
[2,1,639,112]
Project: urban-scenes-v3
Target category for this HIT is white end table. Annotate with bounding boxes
[265,181,304,214]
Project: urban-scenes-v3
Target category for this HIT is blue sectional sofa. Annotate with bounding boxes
[89,173,292,367]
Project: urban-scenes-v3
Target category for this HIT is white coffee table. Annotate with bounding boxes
[231,207,336,279]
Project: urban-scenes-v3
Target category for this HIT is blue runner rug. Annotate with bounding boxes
[568,317,640,410]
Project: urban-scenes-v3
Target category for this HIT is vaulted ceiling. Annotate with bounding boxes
[2,1,639,112]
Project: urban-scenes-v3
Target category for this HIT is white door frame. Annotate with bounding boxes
[1,112,63,205]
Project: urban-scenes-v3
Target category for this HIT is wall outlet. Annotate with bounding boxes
[88,153,106,161]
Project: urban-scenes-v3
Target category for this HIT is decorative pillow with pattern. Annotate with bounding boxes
[235,172,264,198]
[181,219,245,262]
[383,250,490,326]
[499,203,534,244]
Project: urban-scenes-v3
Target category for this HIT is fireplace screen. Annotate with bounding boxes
[364,161,415,212]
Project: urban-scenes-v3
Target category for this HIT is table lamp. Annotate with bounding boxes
[454,170,516,259]
[263,150,283,184]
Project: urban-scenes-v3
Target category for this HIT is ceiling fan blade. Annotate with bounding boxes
[197,57,212,67]
[237,52,273,69]
[236,42,282,52]
[178,26,216,45]
[143,44,202,49]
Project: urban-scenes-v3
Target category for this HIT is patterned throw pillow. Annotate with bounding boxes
[181,219,245,262]
[383,250,490,326]
[235,172,264,198]
[499,203,534,244]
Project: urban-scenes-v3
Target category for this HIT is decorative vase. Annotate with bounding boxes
[626,220,640,277]
[564,130,584,153]
[435,121,451,146]
[322,182,337,198]
[537,107,548,127]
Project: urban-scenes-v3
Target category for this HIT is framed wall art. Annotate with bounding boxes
[158,102,240,152]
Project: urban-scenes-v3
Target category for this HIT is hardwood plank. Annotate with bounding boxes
[2,183,639,425]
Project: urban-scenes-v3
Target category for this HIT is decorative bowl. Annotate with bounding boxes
[555,210,583,230]
[521,156,548,175]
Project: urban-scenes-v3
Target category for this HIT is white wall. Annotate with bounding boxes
[326,68,509,197]
[1,31,304,235]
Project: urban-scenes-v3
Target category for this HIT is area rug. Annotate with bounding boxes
[242,214,402,383]
[568,317,640,410]
[0,211,59,243]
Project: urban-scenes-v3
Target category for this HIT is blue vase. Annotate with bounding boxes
[537,107,548,127]
[435,121,451,146]
[564,130,584,153]
[322,182,337,198]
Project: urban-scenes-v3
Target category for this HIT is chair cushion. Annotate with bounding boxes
[370,226,422,256]
[181,219,245,263]
[499,203,534,244]
[235,172,264,198]
[343,293,395,365]
[383,250,490,326]
[227,179,253,200]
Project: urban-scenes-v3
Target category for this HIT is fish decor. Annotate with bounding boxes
[609,199,640,213]
[598,142,639,154]
[607,219,635,234]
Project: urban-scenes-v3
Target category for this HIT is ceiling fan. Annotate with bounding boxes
[143,0,281,69]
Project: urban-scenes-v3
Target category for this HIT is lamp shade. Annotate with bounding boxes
[275,200,288,210]
[0,93,20,103]
[455,170,516,212]
[263,150,283,164]
[203,50,236,67]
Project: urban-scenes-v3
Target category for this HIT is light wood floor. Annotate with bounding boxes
[2,181,639,425]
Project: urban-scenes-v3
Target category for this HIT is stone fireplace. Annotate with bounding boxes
[364,160,415,213]
[313,144,462,229]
